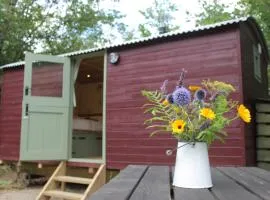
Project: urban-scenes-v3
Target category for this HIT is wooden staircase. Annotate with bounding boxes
[36,162,106,200]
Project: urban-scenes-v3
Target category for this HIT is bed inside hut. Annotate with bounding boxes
[72,55,104,160]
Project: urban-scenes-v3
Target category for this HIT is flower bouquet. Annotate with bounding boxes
[141,70,251,188]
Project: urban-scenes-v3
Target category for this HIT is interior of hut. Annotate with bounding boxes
[72,55,103,160]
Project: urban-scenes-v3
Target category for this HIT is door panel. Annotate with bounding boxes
[20,52,71,161]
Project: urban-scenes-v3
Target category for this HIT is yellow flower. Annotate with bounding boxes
[189,85,201,92]
[238,104,251,123]
[162,99,169,106]
[171,120,186,134]
[200,108,216,120]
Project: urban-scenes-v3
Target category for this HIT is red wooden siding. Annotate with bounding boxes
[106,29,246,169]
[0,65,63,160]
[0,68,24,160]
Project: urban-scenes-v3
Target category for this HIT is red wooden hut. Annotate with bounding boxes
[0,17,268,170]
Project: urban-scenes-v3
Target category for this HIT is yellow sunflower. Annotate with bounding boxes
[171,120,186,134]
[162,99,169,106]
[188,85,201,92]
[238,104,251,123]
[200,108,216,120]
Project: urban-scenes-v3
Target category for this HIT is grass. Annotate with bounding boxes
[0,164,26,190]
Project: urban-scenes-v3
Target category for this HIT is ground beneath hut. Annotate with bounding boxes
[0,165,41,200]
[0,187,41,200]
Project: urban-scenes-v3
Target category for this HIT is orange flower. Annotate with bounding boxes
[200,108,216,120]
[238,104,251,123]
[171,120,186,134]
[189,85,201,92]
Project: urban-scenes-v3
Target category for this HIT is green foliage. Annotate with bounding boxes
[142,79,241,145]
[0,0,46,65]
[193,0,246,26]
[241,0,270,45]
[194,0,270,45]
[138,0,180,37]
[40,0,125,54]
[0,0,125,65]
[138,24,152,38]
[196,95,231,144]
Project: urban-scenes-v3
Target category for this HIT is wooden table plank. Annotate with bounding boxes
[89,165,148,200]
[172,166,216,200]
[218,167,270,200]
[174,187,215,200]
[239,167,270,183]
[129,166,171,200]
[211,168,262,200]
[89,166,270,200]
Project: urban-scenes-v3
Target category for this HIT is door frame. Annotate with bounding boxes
[68,50,107,164]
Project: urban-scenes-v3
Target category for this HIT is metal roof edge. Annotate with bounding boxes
[0,16,251,69]
[0,61,25,69]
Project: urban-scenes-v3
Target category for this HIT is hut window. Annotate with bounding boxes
[253,44,261,82]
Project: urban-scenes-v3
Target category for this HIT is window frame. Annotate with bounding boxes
[253,44,262,83]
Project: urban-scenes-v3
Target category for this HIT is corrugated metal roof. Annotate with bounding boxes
[62,17,250,57]
[0,61,25,69]
[0,17,251,69]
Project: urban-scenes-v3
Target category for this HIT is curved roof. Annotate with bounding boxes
[0,16,268,69]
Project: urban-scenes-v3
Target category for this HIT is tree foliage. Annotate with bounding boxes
[194,0,270,45]
[240,0,270,44]
[0,0,46,65]
[0,0,124,65]
[138,0,179,37]
[42,0,125,54]
[193,0,246,26]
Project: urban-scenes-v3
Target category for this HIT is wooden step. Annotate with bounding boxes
[54,175,92,184]
[43,190,83,200]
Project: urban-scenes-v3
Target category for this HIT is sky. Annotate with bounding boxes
[99,0,240,31]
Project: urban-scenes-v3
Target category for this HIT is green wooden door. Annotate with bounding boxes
[20,52,72,161]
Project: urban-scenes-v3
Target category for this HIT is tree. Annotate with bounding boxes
[193,0,246,26]
[41,0,125,54]
[0,0,125,65]
[240,0,270,44]
[138,0,180,37]
[0,0,47,65]
[193,0,270,45]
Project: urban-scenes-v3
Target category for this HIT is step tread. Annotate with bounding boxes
[43,190,83,199]
[54,175,92,184]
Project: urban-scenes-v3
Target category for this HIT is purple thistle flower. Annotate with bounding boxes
[160,80,168,94]
[166,94,174,104]
[172,87,191,106]
[194,89,207,101]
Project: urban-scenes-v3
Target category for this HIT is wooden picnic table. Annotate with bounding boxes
[89,165,270,200]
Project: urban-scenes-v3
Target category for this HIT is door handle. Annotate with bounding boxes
[25,86,30,96]
[25,104,29,116]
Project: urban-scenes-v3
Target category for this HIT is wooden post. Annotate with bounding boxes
[88,168,94,174]
[38,163,43,169]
